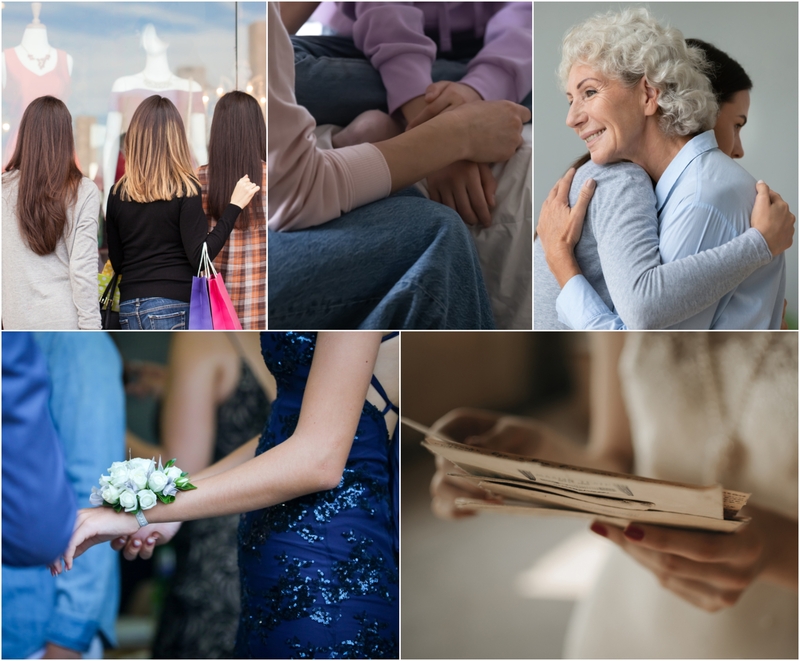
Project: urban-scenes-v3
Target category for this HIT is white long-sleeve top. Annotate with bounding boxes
[2,172,102,330]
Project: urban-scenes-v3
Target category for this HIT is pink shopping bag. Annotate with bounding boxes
[209,272,242,330]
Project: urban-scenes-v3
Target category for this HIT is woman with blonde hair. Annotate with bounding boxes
[198,91,267,329]
[2,95,101,329]
[107,95,260,330]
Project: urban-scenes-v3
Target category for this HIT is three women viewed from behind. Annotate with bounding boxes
[2,91,264,331]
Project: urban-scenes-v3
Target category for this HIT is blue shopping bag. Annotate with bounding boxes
[189,244,214,329]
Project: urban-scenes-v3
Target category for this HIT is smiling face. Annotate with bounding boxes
[713,90,750,159]
[565,63,653,165]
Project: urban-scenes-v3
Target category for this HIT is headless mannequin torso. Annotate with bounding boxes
[102,24,207,212]
[2,3,73,164]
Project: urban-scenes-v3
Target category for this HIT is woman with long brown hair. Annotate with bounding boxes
[107,95,260,330]
[198,91,266,329]
[2,95,101,329]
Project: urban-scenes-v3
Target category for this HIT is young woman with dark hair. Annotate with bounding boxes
[686,38,753,160]
[198,91,267,329]
[107,95,260,330]
[2,95,102,329]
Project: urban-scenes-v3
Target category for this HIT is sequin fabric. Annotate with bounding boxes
[236,333,398,659]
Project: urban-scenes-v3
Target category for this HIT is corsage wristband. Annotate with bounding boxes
[89,456,196,517]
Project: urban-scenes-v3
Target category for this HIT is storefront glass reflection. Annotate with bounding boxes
[2,1,266,207]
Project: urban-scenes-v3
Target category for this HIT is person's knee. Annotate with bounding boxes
[427,202,473,242]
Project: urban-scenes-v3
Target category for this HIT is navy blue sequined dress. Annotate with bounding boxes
[235,333,399,659]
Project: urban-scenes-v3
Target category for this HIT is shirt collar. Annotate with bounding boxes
[654,130,719,212]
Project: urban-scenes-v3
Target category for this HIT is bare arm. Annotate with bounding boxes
[60,333,383,567]
[160,334,240,476]
[586,334,634,472]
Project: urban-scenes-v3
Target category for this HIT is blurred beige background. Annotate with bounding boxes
[401,332,600,658]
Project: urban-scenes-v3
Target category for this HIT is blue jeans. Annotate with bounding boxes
[269,188,495,329]
[292,34,532,126]
[119,297,190,330]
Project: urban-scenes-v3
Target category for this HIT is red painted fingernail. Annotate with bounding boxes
[590,522,608,537]
[624,525,645,541]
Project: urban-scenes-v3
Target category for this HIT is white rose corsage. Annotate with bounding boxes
[89,457,196,514]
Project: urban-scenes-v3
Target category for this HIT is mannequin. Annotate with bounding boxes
[2,2,73,164]
[102,24,207,212]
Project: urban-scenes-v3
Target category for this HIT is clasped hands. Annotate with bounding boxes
[49,506,182,575]
[405,81,503,228]
[428,407,780,614]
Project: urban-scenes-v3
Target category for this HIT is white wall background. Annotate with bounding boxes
[534,2,798,324]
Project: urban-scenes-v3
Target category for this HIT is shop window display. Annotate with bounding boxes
[1,2,267,331]
[1,1,266,207]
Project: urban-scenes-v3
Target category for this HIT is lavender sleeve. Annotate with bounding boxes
[350,3,436,114]
[460,3,532,103]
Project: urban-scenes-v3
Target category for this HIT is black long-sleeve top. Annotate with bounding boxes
[107,188,242,303]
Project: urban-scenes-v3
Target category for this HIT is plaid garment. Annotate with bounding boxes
[198,162,267,329]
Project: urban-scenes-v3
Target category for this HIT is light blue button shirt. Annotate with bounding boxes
[556,131,785,329]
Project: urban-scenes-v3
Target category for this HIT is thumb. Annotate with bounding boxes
[753,180,771,216]
[573,178,596,218]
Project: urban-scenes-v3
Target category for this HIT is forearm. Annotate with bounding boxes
[601,228,770,329]
[191,436,259,482]
[185,199,242,266]
[374,113,467,192]
[143,430,344,523]
[546,247,582,288]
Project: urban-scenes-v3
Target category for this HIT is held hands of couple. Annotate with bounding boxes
[537,167,596,287]
[751,180,795,256]
[230,175,261,209]
[406,81,484,130]
[427,161,497,227]
[404,82,530,227]
[49,507,181,575]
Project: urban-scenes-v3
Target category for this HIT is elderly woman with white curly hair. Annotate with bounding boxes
[534,8,795,330]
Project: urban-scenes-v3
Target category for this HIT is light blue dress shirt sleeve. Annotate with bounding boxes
[557,275,626,329]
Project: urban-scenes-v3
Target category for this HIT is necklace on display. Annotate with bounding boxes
[19,45,50,70]
[697,334,773,483]
[142,73,174,90]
